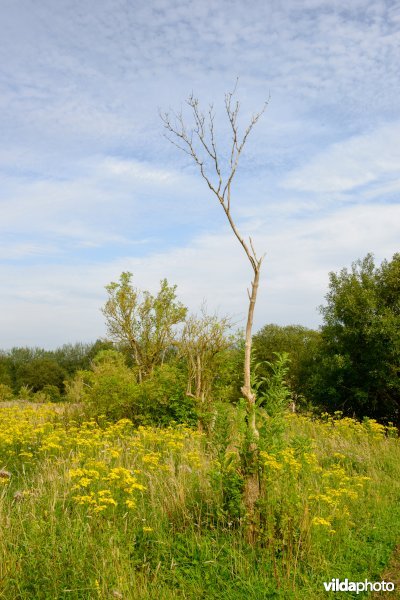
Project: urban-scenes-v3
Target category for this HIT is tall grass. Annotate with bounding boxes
[0,402,399,598]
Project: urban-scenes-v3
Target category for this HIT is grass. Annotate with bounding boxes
[0,402,399,599]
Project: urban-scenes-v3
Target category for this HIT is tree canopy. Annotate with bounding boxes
[313,253,400,422]
[102,273,187,381]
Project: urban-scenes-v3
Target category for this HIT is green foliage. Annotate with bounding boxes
[0,353,13,387]
[73,349,139,421]
[18,384,34,401]
[212,330,245,404]
[135,362,197,426]
[251,352,293,454]
[253,324,320,407]
[0,383,14,402]
[0,342,107,397]
[15,358,67,393]
[254,352,292,417]
[179,308,233,430]
[312,253,400,422]
[52,341,111,375]
[6,347,47,392]
[69,350,196,426]
[102,272,187,380]
[41,384,62,403]
[209,402,247,522]
[220,463,245,521]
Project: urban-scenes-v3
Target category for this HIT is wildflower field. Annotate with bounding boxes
[1,403,400,599]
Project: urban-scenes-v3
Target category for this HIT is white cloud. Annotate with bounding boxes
[0,241,59,261]
[0,156,190,251]
[0,200,398,348]
[101,157,178,184]
[283,122,400,194]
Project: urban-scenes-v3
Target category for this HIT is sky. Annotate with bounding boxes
[1,0,399,349]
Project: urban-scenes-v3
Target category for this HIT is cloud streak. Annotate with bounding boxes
[283,121,400,194]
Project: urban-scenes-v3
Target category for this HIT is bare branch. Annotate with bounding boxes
[161,106,222,198]
[249,237,258,262]
[221,92,269,206]
[225,91,240,168]
[161,85,265,273]
[162,133,195,158]
[208,105,222,194]
[237,100,268,154]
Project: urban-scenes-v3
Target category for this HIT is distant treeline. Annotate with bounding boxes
[0,340,113,401]
[0,252,399,425]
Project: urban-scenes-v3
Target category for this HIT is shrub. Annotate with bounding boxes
[68,351,195,426]
[41,384,63,403]
[74,350,139,421]
[136,363,197,426]
[0,383,14,402]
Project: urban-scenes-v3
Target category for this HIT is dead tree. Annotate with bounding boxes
[161,82,268,540]
[179,305,231,432]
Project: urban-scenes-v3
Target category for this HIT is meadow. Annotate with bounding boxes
[0,402,399,599]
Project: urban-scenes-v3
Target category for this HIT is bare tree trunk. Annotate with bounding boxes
[243,470,260,544]
[241,264,262,543]
[241,265,261,443]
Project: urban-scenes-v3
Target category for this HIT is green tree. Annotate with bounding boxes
[0,383,14,402]
[53,342,101,375]
[135,363,196,427]
[102,273,187,381]
[314,253,400,422]
[7,347,44,391]
[0,342,112,395]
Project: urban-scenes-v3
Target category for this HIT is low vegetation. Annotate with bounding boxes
[0,402,399,598]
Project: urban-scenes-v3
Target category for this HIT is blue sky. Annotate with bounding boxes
[1,0,399,348]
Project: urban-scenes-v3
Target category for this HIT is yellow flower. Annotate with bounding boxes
[19,451,33,458]
[99,497,117,507]
[332,452,346,461]
[312,517,332,527]
[73,494,97,506]
[260,451,282,471]
[78,477,92,487]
